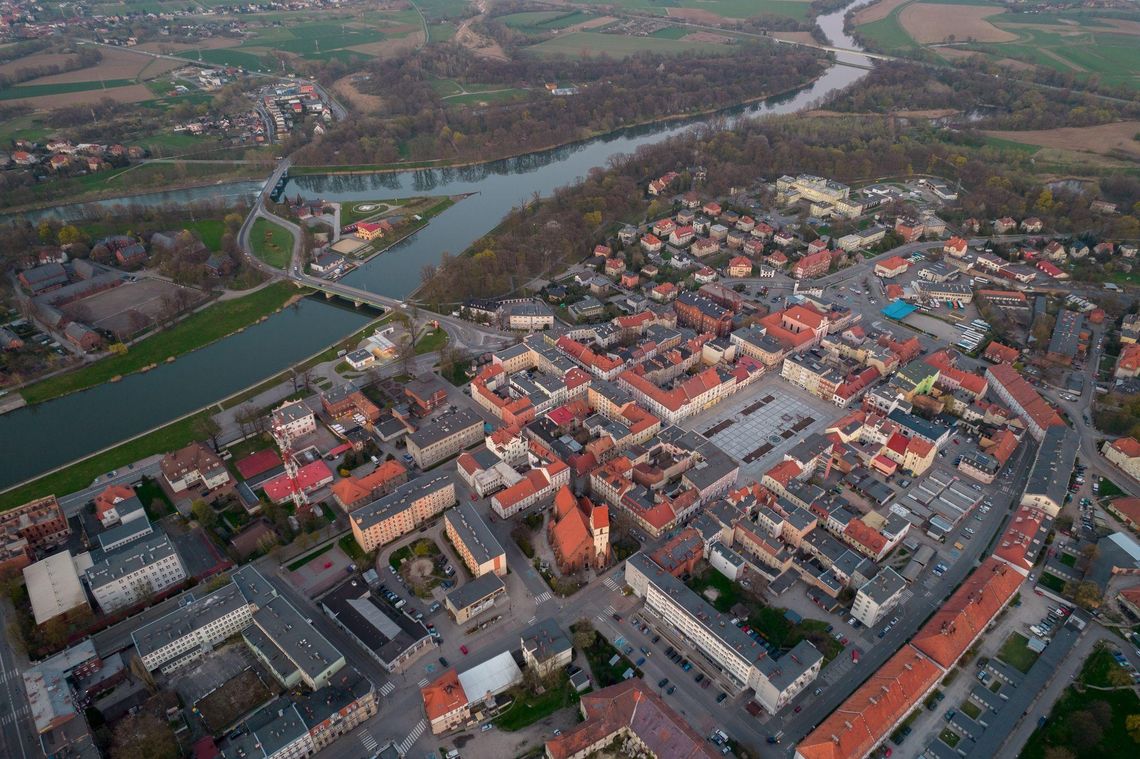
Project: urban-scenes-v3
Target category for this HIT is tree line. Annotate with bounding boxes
[289,42,826,167]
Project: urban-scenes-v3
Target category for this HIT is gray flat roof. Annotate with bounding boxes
[85,533,180,591]
[1024,426,1078,506]
[445,502,505,567]
[408,408,482,450]
[445,572,506,611]
[520,617,571,663]
[253,595,342,681]
[131,584,247,659]
[320,577,431,668]
[859,566,906,604]
[350,473,453,531]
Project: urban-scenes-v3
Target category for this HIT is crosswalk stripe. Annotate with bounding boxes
[379,681,396,696]
[417,678,429,687]
[534,591,552,604]
[397,719,428,754]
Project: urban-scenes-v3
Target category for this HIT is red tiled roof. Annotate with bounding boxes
[911,558,1023,668]
[992,504,1047,573]
[984,341,1019,363]
[262,459,333,502]
[1118,344,1140,373]
[797,646,941,759]
[546,680,719,759]
[421,669,467,721]
[235,449,282,480]
[94,484,135,519]
[1111,497,1140,526]
[331,459,407,505]
[765,459,802,486]
[843,518,888,556]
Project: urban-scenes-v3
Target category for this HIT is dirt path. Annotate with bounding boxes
[1036,46,1087,72]
[454,0,509,61]
[982,121,1140,158]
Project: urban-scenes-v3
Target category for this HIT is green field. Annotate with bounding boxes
[576,0,811,21]
[0,79,135,100]
[427,21,457,42]
[856,12,918,52]
[443,88,529,106]
[181,219,227,251]
[20,282,299,405]
[525,30,733,58]
[176,48,267,70]
[410,0,473,21]
[250,218,294,269]
[996,632,1039,673]
[414,326,448,354]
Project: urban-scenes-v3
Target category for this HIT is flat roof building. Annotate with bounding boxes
[444,501,506,577]
[23,551,91,626]
[321,577,434,673]
[349,474,456,552]
[444,572,506,624]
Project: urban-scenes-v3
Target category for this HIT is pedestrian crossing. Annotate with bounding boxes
[359,731,378,754]
[527,615,537,625]
[534,590,553,604]
[603,575,622,591]
[417,677,429,687]
[0,706,28,726]
[379,681,396,697]
[397,719,428,754]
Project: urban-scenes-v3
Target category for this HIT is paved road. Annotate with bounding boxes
[0,602,32,759]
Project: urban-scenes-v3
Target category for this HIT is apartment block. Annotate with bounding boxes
[0,495,70,572]
[851,567,907,627]
[406,408,484,469]
[85,534,187,614]
[444,501,506,577]
[350,475,457,551]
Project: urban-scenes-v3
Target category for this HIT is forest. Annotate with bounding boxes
[414,83,1140,307]
[288,42,826,167]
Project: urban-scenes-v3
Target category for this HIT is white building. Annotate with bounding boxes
[625,553,821,711]
[85,534,187,614]
[271,399,317,441]
[851,567,907,628]
[23,551,92,625]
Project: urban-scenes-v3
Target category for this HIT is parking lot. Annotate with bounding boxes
[683,376,836,482]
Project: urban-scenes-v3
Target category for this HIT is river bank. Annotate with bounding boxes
[284,73,831,178]
[17,282,305,407]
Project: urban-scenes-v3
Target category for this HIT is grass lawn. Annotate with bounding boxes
[1098,477,1125,497]
[573,621,640,687]
[996,632,1039,674]
[286,542,335,571]
[134,476,174,518]
[338,534,366,562]
[1060,553,1077,567]
[250,218,294,269]
[1022,645,1140,758]
[1038,573,1066,593]
[960,701,981,719]
[414,327,448,355]
[939,728,961,748]
[20,282,299,405]
[0,409,208,511]
[440,359,471,387]
[0,79,135,100]
[181,218,227,251]
[685,570,741,613]
[495,675,582,731]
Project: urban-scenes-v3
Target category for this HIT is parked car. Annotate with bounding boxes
[460,645,469,655]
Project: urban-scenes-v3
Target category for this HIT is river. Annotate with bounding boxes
[0,1,873,491]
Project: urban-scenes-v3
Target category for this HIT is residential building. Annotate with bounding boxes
[986,363,1063,441]
[350,475,457,551]
[85,534,187,613]
[1021,426,1079,517]
[545,680,720,759]
[874,256,910,279]
[625,553,821,710]
[505,301,555,331]
[406,408,484,469]
[160,442,232,498]
[445,501,507,577]
[1103,437,1140,481]
[321,383,381,424]
[851,567,907,627]
[222,702,314,759]
[519,618,572,676]
[132,584,254,673]
[421,669,470,735]
[330,460,409,512]
[444,572,506,624]
[674,290,733,337]
[251,594,345,689]
[271,400,316,441]
[0,495,70,572]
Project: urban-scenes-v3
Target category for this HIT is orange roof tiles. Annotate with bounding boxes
[765,460,803,487]
[911,557,1023,669]
[843,519,888,557]
[1110,436,1140,458]
[1118,344,1140,373]
[992,505,1047,573]
[421,669,467,721]
[546,680,720,759]
[94,484,135,520]
[796,647,942,759]
[1110,497,1140,525]
[331,459,407,506]
[494,468,552,509]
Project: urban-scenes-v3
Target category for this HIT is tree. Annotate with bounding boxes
[1108,665,1134,687]
[191,499,217,530]
[1063,581,1103,610]
[57,224,83,245]
[572,621,597,652]
[193,415,222,452]
[1126,713,1140,743]
[1068,708,1105,752]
